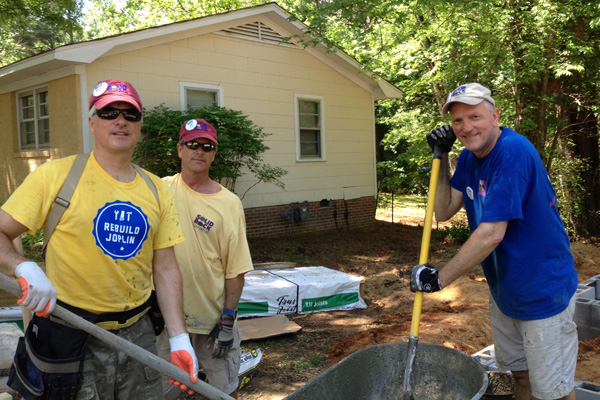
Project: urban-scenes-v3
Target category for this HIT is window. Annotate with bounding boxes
[18,87,49,150]
[295,94,325,161]
[180,82,223,110]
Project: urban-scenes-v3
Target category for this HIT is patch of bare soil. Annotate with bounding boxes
[235,218,600,400]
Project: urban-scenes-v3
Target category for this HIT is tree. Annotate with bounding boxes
[0,0,84,66]
[133,105,287,198]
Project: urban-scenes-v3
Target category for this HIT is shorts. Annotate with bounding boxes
[156,325,242,398]
[76,314,162,400]
[191,326,242,395]
[489,294,578,399]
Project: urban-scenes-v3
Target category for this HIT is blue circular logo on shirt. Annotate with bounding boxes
[93,201,149,260]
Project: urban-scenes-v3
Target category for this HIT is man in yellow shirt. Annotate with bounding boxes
[163,118,254,399]
[0,80,198,399]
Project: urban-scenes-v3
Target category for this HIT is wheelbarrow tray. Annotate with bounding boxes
[285,342,488,400]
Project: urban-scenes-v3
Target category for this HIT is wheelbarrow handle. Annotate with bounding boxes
[0,271,234,400]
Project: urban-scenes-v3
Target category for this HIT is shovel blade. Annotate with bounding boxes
[402,335,419,399]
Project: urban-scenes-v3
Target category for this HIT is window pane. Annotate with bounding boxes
[21,121,35,147]
[299,100,318,114]
[300,142,320,157]
[187,89,216,109]
[300,130,319,142]
[299,114,319,128]
[38,119,50,146]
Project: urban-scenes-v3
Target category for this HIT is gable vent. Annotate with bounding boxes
[219,21,296,46]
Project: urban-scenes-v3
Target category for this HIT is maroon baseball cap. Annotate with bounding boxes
[89,80,142,112]
[179,119,218,144]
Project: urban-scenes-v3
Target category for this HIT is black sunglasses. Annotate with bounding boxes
[96,107,142,122]
[182,141,216,152]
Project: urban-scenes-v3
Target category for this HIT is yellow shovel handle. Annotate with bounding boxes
[409,156,442,337]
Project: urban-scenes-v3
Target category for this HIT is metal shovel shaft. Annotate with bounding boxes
[0,272,234,400]
[402,150,442,398]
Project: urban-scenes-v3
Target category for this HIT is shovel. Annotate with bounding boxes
[402,145,443,399]
[0,271,235,400]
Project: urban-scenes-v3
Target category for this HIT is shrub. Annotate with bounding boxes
[133,105,287,198]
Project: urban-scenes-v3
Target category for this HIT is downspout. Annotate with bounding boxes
[371,93,377,198]
[77,67,91,153]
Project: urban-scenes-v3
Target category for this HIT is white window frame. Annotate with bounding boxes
[294,94,326,162]
[179,82,224,111]
[17,85,50,151]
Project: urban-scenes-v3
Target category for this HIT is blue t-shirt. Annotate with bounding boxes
[450,127,577,320]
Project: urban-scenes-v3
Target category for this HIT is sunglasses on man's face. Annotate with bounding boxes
[95,107,142,122]
[182,141,216,152]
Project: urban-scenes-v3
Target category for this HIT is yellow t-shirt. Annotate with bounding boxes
[2,152,184,319]
[163,174,253,334]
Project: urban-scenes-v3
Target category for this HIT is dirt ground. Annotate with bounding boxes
[234,215,600,400]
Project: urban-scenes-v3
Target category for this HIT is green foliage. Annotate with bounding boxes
[21,230,44,262]
[133,104,287,197]
[0,0,84,66]
[436,219,471,243]
[548,143,588,239]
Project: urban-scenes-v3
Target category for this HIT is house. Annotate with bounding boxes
[0,2,401,238]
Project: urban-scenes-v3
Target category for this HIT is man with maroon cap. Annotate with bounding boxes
[0,79,198,399]
[161,118,253,399]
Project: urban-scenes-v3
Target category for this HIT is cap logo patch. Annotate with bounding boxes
[107,84,128,94]
[92,82,108,97]
[450,85,467,98]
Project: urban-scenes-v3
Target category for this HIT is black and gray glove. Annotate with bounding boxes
[206,316,235,358]
[410,263,443,293]
[426,124,456,154]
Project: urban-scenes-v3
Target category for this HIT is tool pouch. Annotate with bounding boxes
[8,311,95,400]
[147,290,165,336]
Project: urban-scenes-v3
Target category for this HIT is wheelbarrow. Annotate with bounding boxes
[285,342,488,400]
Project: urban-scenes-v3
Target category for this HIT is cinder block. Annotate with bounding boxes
[575,380,600,400]
[578,284,597,301]
[576,321,600,341]
[581,276,600,300]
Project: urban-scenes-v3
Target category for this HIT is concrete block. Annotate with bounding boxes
[581,276,600,300]
[574,298,600,327]
[576,321,600,341]
[578,284,597,301]
[575,380,600,400]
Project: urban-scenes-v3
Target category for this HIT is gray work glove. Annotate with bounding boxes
[410,263,443,293]
[206,316,235,358]
[426,124,456,154]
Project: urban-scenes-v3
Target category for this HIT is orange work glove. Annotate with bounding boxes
[168,333,198,395]
[15,261,57,317]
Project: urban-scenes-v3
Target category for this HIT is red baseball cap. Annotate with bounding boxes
[179,119,218,144]
[89,80,142,112]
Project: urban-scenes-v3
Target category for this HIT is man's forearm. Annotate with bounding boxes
[434,154,455,221]
[153,248,187,337]
[439,221,507,287]
[223,274,245,311]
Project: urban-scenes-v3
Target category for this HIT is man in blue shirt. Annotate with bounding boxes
[411,83,578,400]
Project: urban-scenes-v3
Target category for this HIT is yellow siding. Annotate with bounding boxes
[87,32,374,208]
[0,75,83,203]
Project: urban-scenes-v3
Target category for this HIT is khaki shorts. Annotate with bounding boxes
[191,327,242,395]
[76,314,162,400]
[156,326,242,398]
[489,294,578,399]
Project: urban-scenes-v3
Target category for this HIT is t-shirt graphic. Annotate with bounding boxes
[93,200,150,260]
